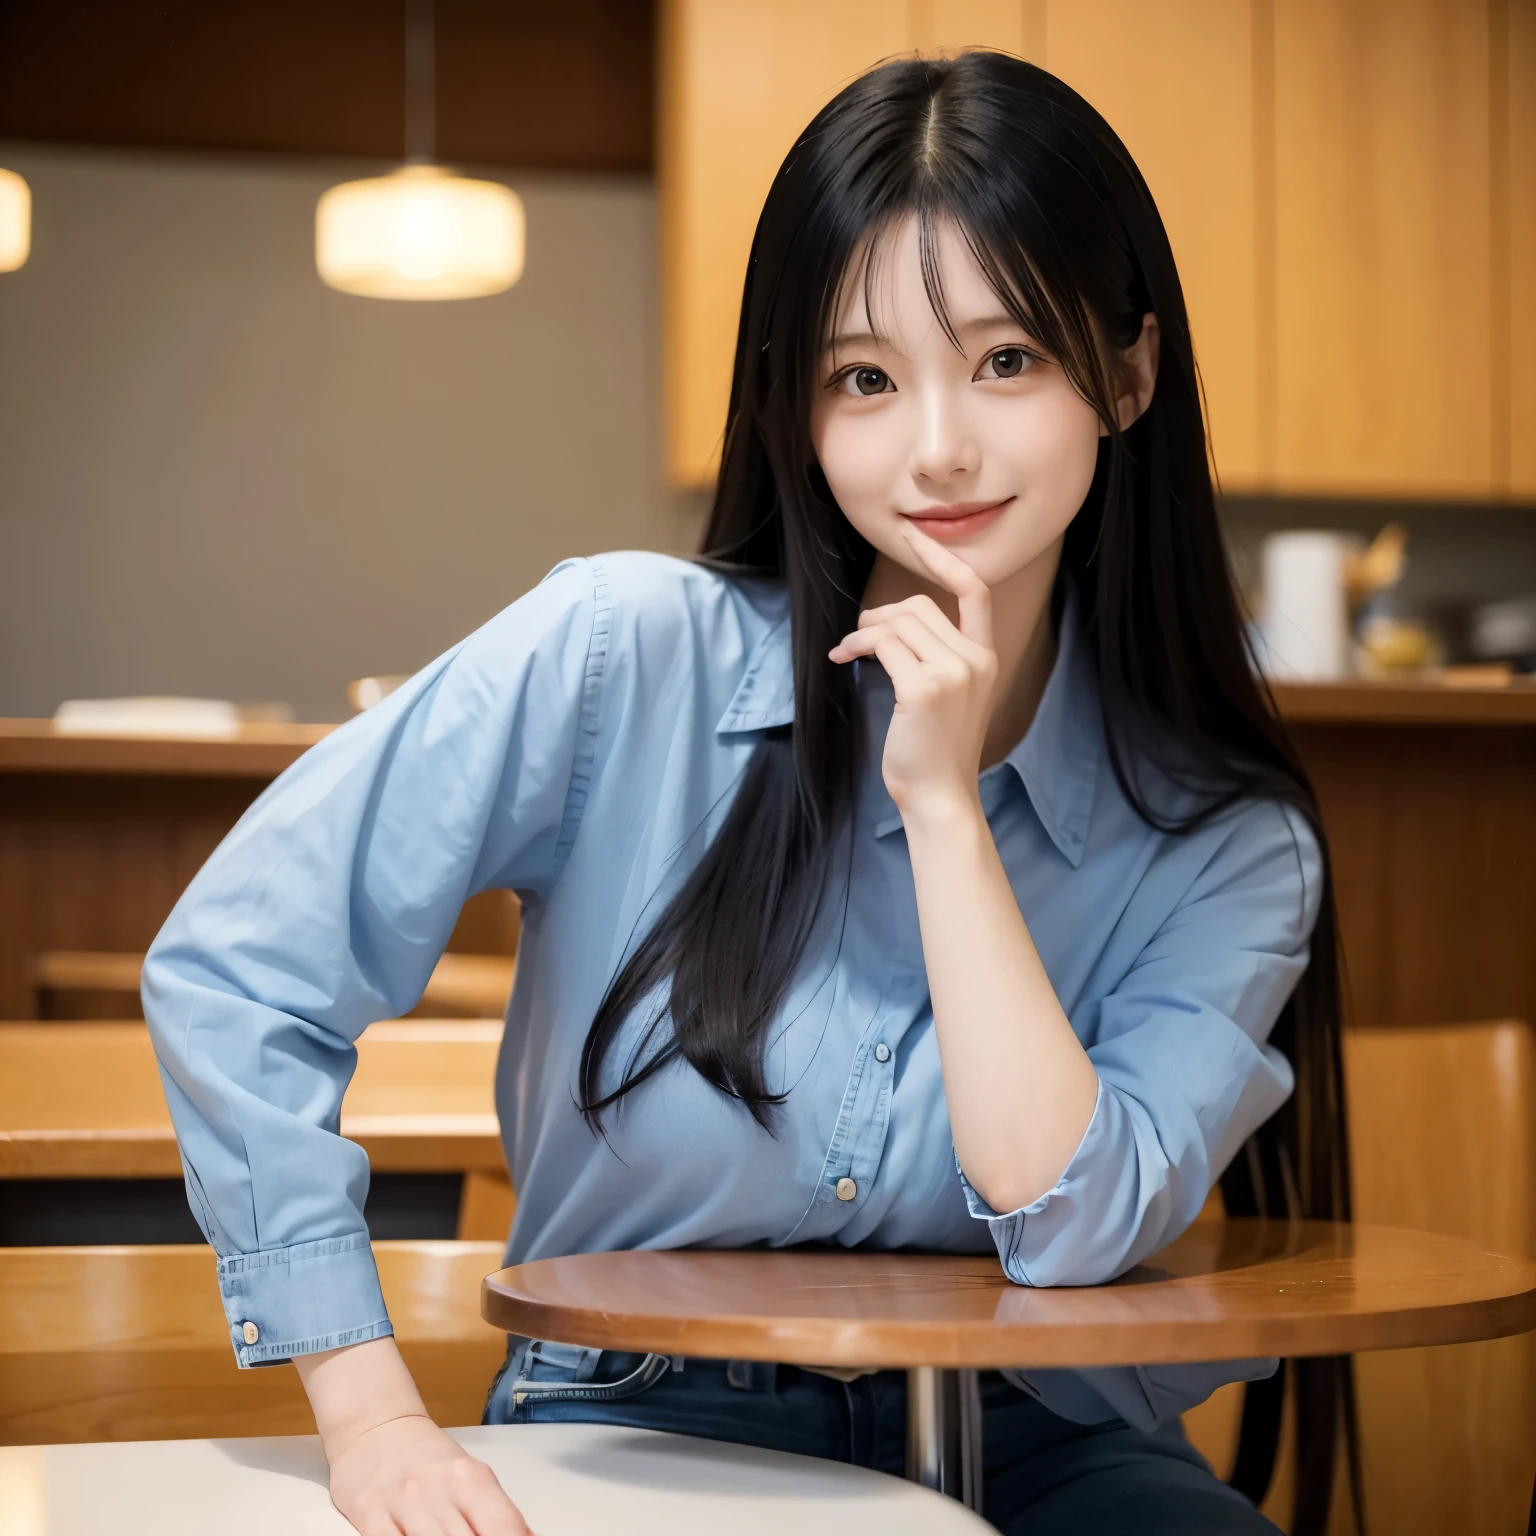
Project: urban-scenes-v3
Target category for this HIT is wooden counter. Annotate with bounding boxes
[1,678,1531,1027]
[0,718,333,776]
[1270,677,1536,726]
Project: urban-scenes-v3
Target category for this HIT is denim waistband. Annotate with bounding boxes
[488,1335,805,1420]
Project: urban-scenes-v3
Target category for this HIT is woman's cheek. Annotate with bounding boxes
[1007,392,1101,528]
[817,415,899,528]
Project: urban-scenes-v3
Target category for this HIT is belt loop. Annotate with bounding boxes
[726,1360,779,1393]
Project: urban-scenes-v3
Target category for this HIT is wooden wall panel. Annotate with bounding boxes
[1291,722,1536,1028]
[1042,0,1262,488]
[660,0,909,486]
[1272,0,1495,497]
[1507,0,1536,496]
[910,0,1026,55]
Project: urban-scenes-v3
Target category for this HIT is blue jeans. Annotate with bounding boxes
[482,1343,1279,1534]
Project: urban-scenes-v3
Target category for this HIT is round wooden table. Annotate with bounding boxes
[483,1220,1536,1512]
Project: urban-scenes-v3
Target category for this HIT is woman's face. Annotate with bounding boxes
[810,215,1153,591]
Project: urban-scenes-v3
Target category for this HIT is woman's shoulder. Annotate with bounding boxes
[581,549,788,631]
[533,550,787,667]
[1169,792,1325,943]
[514,549,790,710]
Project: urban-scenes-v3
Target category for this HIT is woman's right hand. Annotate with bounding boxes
[295,1336,535,1535]
[327,1412,535,1536]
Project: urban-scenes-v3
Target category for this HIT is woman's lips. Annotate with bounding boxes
[900,497,1014,539]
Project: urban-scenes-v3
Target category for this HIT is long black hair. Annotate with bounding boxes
[578,51,1356,1532]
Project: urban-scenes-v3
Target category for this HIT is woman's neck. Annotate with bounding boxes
[860,540,1063,771]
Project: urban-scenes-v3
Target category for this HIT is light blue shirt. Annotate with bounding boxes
[144,550,1318,1431]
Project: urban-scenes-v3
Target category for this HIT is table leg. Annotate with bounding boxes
[905,1366,983,1513]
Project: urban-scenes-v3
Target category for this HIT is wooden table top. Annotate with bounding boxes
[0,1020,505,1176]
[0,1425,987,1534]
[482,1221,1536,1369]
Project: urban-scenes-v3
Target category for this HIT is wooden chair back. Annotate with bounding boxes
[0,1241,507,1444]
[1184,1019,1536,1534]
[0,1020,514,1239]
[1344,1019,1536,1536]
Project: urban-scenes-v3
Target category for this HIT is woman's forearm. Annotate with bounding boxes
[903,794,1099,1213]
[294,1336,430,1461]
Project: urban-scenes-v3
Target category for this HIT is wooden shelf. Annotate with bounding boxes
[0,719,334,777]
[1271,679,1536,726]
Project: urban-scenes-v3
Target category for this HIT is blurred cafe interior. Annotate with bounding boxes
[0,3,1534,1535]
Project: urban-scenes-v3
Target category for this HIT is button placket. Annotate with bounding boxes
[826,979,921,1222]
[780,986,908,1244]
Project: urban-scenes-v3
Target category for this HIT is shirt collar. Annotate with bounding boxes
[714,614,796,733]
[713,581,1102,868]
[871,580,1101,867]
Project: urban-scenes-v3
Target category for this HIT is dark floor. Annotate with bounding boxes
[0,1172,465,1244]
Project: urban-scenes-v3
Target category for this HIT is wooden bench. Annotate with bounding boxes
[0,1240,508,1444]
[0,1020,514,1240]
[1183,1019,1536,1534]
[31,949,517,1019]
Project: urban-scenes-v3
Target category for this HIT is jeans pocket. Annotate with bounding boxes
[487,1338,674,1424]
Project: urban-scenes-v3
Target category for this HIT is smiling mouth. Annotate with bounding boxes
[900,497,1015,538]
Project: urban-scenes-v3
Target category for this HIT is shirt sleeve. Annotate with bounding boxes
[960,798,1321,1290]
[142,557,603,1367]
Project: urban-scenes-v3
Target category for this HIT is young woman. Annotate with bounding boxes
[145,50,1352,1536]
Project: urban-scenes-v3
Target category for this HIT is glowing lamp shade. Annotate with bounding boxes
[0,168,31,273]
[316,166,523,300]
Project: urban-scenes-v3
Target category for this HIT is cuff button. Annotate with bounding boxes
[835,1177,858,1201]
[241,1321,260,1345]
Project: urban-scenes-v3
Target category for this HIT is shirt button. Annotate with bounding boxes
[874,1043,891,1063]
[835,1177,858,1202]
[241,1321,260,1345]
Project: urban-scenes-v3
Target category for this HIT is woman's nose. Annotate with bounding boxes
[908,387,980,486]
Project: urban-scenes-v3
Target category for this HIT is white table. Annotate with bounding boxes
[0,1424,990,1534]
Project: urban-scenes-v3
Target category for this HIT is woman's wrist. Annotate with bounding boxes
[293,1336,431,1463]
[895,785,988,842]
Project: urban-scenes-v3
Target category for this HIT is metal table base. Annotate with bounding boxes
[905,1367,983,1512]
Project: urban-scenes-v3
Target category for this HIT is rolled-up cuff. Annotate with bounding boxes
[217,1232,393,1367]
[957,1079,1160,1287]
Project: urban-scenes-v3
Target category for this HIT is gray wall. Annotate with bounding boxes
[0,144,703,721]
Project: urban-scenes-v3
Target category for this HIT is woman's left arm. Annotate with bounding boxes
[831,529,1098,1216]
[831,530,1315,1294]
[902,792,1100,1214]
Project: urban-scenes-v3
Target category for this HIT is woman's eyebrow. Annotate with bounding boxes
[824,328,906,356]
[955,312,1030,336]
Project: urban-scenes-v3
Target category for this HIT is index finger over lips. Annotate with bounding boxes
[900,525,994,650]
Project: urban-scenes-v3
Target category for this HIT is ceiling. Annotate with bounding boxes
[0,0,654,173]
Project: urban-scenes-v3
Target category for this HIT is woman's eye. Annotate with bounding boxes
[981,348,1032,379]
[838,366,893,396]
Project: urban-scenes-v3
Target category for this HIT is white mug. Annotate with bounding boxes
[1258,531,1360,681]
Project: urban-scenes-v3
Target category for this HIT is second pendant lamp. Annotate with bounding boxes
[316,0,524,300]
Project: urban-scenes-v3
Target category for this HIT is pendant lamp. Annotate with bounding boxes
[316,0,523,300]
[0,168,30,272]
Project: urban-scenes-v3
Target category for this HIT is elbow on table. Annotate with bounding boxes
[967,1171,1052,1222]
[995,1241,1142,1290]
